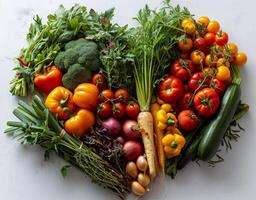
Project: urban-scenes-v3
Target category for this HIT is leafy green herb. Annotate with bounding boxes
[127,2,191,111]
[5,95,129,199]
[61,165,71,178]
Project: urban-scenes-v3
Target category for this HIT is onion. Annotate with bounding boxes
[122,120,140,140]
[136,155,148,172]
[123,141,143,161]
[102,117,121,138]
[125,161,138,178]
[137,173,150,187]
[131,181,146,196]
[116,136,125,145]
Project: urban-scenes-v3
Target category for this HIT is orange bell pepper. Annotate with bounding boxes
[64,109,95,137]
[34,66,63,94]
[45,86,76,120]
[73,83,99,110]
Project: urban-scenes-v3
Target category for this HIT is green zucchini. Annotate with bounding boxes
[197,84,241,160]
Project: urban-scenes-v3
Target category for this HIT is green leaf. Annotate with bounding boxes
[61,165,71,178]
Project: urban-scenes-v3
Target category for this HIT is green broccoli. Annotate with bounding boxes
[54,38,100,90]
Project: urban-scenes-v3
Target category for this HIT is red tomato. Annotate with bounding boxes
[194,88,220,118]
[98,89,114,103]
[188,72,211,92]
[194,37,207,50]
[113,103,125,118]
[97,103,112,119]
[210,78,226,96]
[158,76,184,104]
[178,110,199,131]
[204,32,215,46]
[91,73,106,91]
[178,92,194,110]
[215,32,229,46]
[114,89,129,102]
[179,52,190,59]
[125,102,140,119]
[170,60,194,81]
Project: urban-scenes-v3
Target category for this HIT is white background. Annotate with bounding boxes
[0,0,255,200]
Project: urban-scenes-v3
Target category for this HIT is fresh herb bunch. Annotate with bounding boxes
[128,1,192,111]
[5,95,129,199]
[86,8,135,91]
[10,5,89,96]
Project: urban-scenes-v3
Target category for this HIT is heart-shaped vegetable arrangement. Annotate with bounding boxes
[6,1,249,199]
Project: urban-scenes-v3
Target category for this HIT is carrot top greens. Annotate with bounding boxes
[128,1,191,111]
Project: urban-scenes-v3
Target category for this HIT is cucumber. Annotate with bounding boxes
[197,84,241,161]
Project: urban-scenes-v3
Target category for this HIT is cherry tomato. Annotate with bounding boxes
[188,72,211,92]
[97,103,112,119]
[207,20,220,33]
[158,76,184,104]
[194,37,207,51]
[204,54,218,67]
[197,16,210,27]
[204,32,216,46]
[190,50,205,65]
[178,36,193,51]
[98,89,114,103]
[210,78,226,96]
[114,89,129,102]
[234,52,247,65]
[181,18,194,28]
[216,58,230,68]
[216,66,231,81]
[178,110,199,131]
[178,92,194,110]
[170,59,194,81]
[112,103,125,119]
[125,102,140,119]
[203,67,216,77]
[184,22,196,34]
[226,43,238,57]
[91,73,106,91]
[215,32,229,46]
[179,52,190,59]
[194,88,220,118]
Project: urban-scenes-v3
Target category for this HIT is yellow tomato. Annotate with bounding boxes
[203,67,216,77]
[190,50,205,65]
[216,66,231,81]
[205,54,218,67]
[178,36,193,51]
[234,52,247,65]
[226,43,238,56]
[197,16,210,27]
[181,18,194,28]
[216,58,230,68]
[184,22,196,34]
[207,20,220,33]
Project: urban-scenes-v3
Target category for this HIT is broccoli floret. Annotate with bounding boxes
[62,64,92,90]
[54,38,100,90]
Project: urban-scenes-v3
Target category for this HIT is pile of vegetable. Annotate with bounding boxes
[6,0,249,199]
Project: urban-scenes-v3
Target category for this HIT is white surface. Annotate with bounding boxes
[0,0,255,200]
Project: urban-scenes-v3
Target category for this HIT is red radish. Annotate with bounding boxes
[116,136,125,145]
[123,120,140,140]
[123,141,143,161]
[102,117,121,138]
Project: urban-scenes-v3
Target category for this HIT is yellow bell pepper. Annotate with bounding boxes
[162,133,185,159]
[156,105,177,131]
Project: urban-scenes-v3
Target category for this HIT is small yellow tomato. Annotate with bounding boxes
[197,16,210,27]
[207,20,220,33]
[216,66,231,81]
[205,54,218,67]
[216,58,230,68]
[234,52,247,65]
[178,36,193,51]
[181,18,194,28]
[226,43,238,56]
[184,22,196,34]
[190,50,205,65]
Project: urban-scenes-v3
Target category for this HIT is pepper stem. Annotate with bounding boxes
[170,140,178,149]
[167,118,175,126]
[59,95,70,107]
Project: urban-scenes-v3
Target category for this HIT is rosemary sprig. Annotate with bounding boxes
[5,95,129,199]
